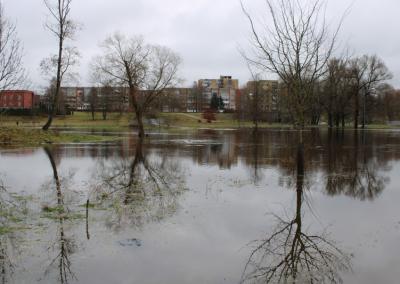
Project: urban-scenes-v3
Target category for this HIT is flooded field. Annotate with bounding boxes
[0,129,400,283]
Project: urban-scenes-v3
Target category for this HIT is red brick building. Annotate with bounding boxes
[0,90,36,110]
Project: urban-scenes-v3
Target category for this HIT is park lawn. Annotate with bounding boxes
[0,112,292,130]
[158,112,292,129]
[2,112,395,132]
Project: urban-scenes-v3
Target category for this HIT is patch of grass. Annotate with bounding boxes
[41,211,85,220]
[42,205,65,214]
[366,124,400,129]
[0,226,13,235]
[0,225,29,235]
[0,126,117,146]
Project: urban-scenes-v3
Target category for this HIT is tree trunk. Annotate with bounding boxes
[136,110,145,138]
[341,113,345,128]
[43,33,63,131]
[353,91,359,129]
[328,113,333,128]
[335,114,340,128]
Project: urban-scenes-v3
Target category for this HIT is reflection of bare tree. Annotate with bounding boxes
[250,131,263,185]
[0,179,27,284]
[241,141,351,284]
[94,138,186,230]
[325,130,388,200]
[43,147,76,284]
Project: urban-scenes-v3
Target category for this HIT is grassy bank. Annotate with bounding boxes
[0,112,398,132]
[0,127,115,146]
[0,112,134,130]
[0,112,292,130]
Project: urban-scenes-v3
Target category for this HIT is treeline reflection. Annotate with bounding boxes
[26,129,399,201]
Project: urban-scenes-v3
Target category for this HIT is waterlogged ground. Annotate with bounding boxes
[0,129,400,284]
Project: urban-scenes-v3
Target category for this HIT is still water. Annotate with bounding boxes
[0,129,399,283]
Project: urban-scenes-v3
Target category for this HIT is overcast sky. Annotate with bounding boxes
[3,0,400,91]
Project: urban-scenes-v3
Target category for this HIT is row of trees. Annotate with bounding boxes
[1,0,400,136]
[241,0,397,129]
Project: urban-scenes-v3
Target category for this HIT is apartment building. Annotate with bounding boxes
[198,76,239,111]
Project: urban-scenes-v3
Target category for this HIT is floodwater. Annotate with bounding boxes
[0,129,400,284]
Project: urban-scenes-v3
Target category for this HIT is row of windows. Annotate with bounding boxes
[0,101,23,107]
[1,94,24,101]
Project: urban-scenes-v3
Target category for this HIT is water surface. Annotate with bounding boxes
[0,129,399,283]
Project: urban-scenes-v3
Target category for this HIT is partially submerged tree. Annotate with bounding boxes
[241,0,342,128]
[0,1,27,90]
[42,0,79,131]
[91,32,181,138]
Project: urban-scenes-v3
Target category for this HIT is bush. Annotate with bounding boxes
[202,109,216,123]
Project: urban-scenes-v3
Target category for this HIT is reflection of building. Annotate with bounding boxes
[198,76,239,110]
[0,90,36,110]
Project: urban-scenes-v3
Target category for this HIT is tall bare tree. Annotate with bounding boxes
[241,0,342,128]
[91,33,181,138]
[321,58,353,128]
[0,1,27,90]
[42,0,79,131]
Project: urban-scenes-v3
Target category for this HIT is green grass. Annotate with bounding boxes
[364,124,400,129]
[1,112,398,134]
[0,126,117,146]
[0,112,134,130]
[0,226,13,235]
[158,113,293,129]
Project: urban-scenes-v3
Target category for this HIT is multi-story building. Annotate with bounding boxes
[51,78,243,115]
[152,88,193,112]
[236,80,281,122]
[246,80,279,112]
[198,76,239,111]
[57,87,130,112]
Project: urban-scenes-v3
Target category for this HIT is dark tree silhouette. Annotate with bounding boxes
[241,137,351,283]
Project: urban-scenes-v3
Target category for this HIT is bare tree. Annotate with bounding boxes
[321,58,353,128]
[241,0,342,128]
[91,33,181,138]
[0,1,27,90]
[42,0,79,131]
[99,84,113,120]
[349,55,392,129]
